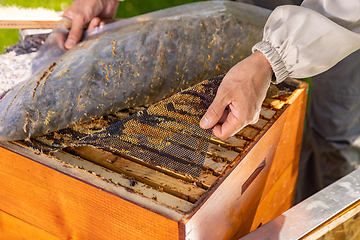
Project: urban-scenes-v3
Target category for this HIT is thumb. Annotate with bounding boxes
[64,16,85,49]
[200,97,228,130]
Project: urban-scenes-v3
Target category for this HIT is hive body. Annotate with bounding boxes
[0,78,308,240]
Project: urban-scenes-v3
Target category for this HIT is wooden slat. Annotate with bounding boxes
[236,126,260,140]
[64,141,229,190]
[0,18,121,29]
[203,157,228,174]
[64,141,237,192]
[260,107,276,120]
[0,146,180,240]
[61,145,225,201]
[212,136,248,150]
[198,172,219,187]
[250,118,269,130]
[208,143,240,162]
[263,98,285,109]
[66,146,206,203]
[51,150,194,213]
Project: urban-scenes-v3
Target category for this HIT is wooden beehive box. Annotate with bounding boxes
[0,78,308,240]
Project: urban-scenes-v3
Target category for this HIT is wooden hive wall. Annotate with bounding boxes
[0,79,308,240]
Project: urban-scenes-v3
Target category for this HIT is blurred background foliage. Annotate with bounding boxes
[0,0,203,53]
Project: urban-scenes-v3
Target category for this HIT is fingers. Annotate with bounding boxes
[200,85,245,140]
[212,99,245,140]
[218,107,230,124]
[62,0,119,49]
[55,32,67,50]
[212,107,260,140]
[62,2,89,49]
[200,51,273,140]
[212,111,243,140]
[64,14,86,49]
[88,17,103,30]
[97,0,119,19]
[200,94,229,130]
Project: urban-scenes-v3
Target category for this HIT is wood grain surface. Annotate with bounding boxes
[0,79,308,240]
[0,147,179,240]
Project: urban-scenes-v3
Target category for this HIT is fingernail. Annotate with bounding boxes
[65,39,75,49]
[200,116,209,129]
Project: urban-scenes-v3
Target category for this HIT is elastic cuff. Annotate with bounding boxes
[252,41,289,84]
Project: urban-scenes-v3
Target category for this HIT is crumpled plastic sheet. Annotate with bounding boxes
[29,75,225,177]
[0,1,270,141]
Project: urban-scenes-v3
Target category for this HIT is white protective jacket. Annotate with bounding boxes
[252,0,360,83]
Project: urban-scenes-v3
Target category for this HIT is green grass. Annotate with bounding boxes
[301,77,312,109]
[117,0,204,18]
[0,0,202,53]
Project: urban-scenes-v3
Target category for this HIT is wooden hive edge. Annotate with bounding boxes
[0,141,185,222]
[182,106,282,220]
[182,78,307,221]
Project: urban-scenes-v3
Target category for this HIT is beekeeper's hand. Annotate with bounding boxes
[63,0,119,49]
[200,51,273,140]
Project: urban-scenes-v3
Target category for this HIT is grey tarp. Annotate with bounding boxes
[0,1,270,141]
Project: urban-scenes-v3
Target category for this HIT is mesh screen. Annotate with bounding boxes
[32,75,223,177]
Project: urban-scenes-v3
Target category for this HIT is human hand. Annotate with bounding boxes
[62,0,119,49]
[200,51,273,140]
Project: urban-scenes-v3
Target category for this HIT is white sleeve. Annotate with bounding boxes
[252,0,360,84]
